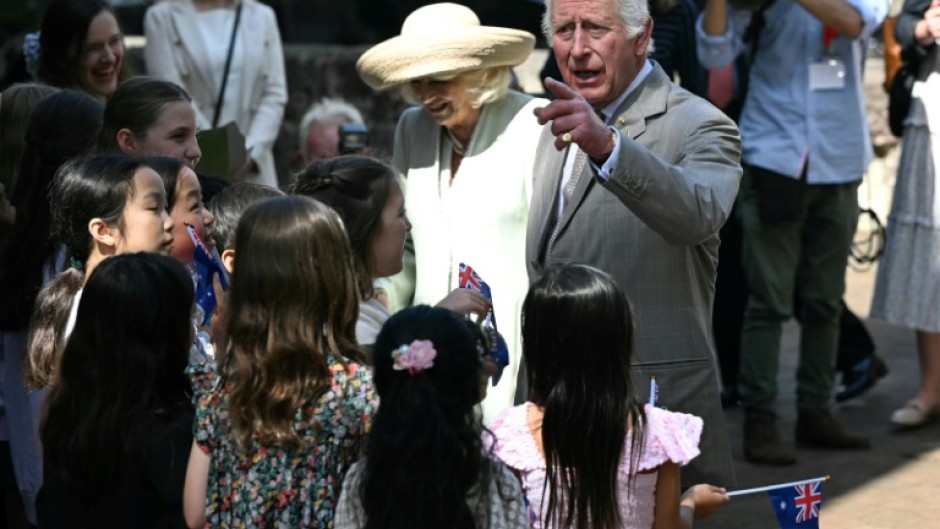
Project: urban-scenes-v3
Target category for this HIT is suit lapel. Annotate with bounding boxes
[168,2,217,98]
[530,125,567,263]
[239,1,265,116]
[611,63,671,141]
[550,147,592,245]
[546,63,672,248]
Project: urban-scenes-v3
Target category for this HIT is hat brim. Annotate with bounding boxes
[356,27,536,91]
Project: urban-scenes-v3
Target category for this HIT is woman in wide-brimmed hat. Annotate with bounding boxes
[357,2,545,422]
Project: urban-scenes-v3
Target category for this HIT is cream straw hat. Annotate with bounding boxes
[356,3,536,91]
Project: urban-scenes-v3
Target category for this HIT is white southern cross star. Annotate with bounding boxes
[780,501,787,511]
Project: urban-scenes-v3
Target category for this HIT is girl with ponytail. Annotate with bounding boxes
[25,153,174,388]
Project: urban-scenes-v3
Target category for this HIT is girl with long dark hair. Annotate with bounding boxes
[37,253,194,528]
[335,305,528,529]
[490,264,729,529]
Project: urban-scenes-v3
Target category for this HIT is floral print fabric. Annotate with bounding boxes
[193,354,377,528]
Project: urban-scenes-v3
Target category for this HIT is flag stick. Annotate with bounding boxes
[726,475,830,497]
[649,377,657,407]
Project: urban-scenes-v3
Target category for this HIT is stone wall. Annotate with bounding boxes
[127,43,410,187]
[275,44,411,182]
[128,43,550,187]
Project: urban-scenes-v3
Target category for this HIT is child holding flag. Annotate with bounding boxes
[147,156,222,364]
[490,264,729,529]
[291,155,490,352]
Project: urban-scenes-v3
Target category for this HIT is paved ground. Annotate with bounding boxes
[698,273,940,529]
[697,57,939,529]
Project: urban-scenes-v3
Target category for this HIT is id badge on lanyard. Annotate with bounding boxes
[809,26,846,91]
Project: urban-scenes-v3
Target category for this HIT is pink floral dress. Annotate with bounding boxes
[489,403,702,529]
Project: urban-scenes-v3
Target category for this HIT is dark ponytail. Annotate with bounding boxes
[23,268,83,388]
[24,153,145,387]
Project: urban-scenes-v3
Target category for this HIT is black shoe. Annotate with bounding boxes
[743,413,797,465]
[836,355,888,402]
[795,407,870,450]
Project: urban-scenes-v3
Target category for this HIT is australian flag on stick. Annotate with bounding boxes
[768,480,824,529]
[187,224,229,327]
[458,263,510,385]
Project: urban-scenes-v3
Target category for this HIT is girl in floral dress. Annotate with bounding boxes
[182,196,377,528]
[335,305,528,529]
[489,264,729,529]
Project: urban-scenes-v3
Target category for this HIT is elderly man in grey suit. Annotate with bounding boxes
[527,0,741,487]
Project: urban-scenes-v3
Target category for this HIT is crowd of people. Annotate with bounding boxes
[0,0,937,527]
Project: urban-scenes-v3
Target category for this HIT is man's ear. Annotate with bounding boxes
[636,17,654,57]
[221,249,235,275]
[88,217,118,248]
[116,128,139,154]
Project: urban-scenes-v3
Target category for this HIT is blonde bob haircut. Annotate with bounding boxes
[400,66,512,110]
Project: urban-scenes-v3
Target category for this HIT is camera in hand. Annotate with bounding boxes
[339,123,369,155]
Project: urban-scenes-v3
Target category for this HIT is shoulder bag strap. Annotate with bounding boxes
[212,1,243,129]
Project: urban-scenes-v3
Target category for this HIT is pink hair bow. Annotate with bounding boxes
[392,340,437,375]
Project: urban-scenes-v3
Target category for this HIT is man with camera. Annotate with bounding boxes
[298,97,368,162]
[697,0,888,465]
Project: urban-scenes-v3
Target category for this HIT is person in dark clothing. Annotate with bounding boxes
[37,253,194,529]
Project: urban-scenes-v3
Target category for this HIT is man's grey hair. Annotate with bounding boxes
[299,97,365,149]
[541,0,652,44]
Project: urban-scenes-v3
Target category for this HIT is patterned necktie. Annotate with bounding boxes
[549,110,606,248]
[561,147,588,212]
[561,110,605,213]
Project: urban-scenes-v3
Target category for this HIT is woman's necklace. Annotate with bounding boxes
[445,129,467,156]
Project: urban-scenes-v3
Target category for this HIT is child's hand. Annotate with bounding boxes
[436,288,491,323]
[681,483,729,520]
[375,287,390,311]
[210,273,228,354]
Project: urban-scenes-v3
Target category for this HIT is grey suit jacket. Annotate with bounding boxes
[527,63,741,487]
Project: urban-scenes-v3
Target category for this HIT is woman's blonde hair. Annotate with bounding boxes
[400,66,512,109]
[225,196,364,449]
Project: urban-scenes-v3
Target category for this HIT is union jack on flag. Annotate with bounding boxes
[768,480,823,529]
[457,263,509,384]
[458,262,487,296]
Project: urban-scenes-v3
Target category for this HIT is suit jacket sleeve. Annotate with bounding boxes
[143,5,212,128]
[897,0,934,54]
[600,110,741,246]
[244,5,287,163]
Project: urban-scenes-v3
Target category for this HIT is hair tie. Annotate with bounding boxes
[313,176,332,191]
[23,32,41,78]
[392,340,436,375]
[68,256,84,271]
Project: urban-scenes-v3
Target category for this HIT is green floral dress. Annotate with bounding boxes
[193,353,377,528]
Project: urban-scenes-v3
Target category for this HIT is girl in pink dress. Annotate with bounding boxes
[490,264,729,529]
